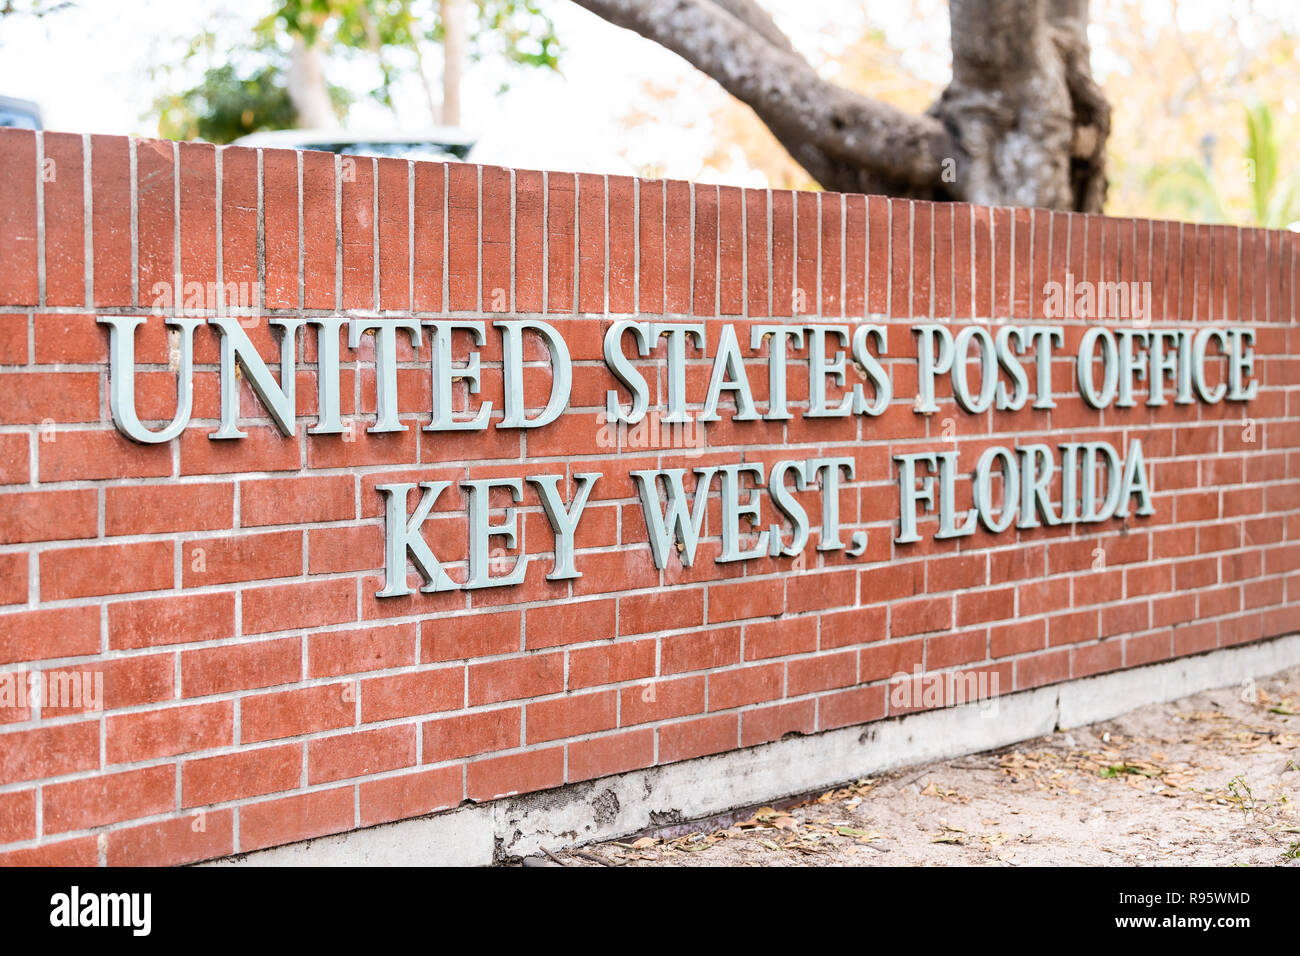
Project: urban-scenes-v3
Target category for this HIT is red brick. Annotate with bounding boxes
[526,597,616,649]
[182,529,300,587]
[108,591,235,650]
[40,540,173,601]
[0,313,25,364]
[106,809,234,866]
[526,690,617,744]
[423,706,520,763]
[787,650,857,695]
[0,836,97,867]
[661,626,740,673]
[0,129,39,305]
[241,578,358,635]
[182,743,301,807]
[0,789,36,843]
[308,724,416,784]
[2,489,97,541]
[819,685,888,731]
[308,524,384,575]
[360,667,462,723]
[0,605,99,663]
[469,653,564,705]
[91,135,132,306]
[693,184,718,315]
[891,595,953,637]
[42,132,86,306]
[0,721,98,785]
[240,474,355,526]
[106,482,234,535]
[106,701,233,764]
[659,713,737,762]
[179,425,301,476]
[744,615,818,660]
[568,638,656,689]
[308,622,417,677]
[136,138,175,309]
[0,432,29,483]
[467,746,564,800]
[43,765,174,834]
[422,609,520,662]
[242,682,355,743]
[578,173,606,313]
[446,163,478,310]
[263,148,300,309]
[181,637,301,697]
[0,552,26,606]
[0,370,99,423]
[618,588,704,635]
[240,787,354,853]
[568,728,655,782]
[301,148,337,309]
[708,662,782,710]
[708,577,783,623]
[341,155,375,310]
[39,429,172,482]
[359,766,461,826]
[741,699,816,747]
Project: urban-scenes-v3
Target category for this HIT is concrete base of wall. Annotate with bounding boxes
[210,633,1300,866]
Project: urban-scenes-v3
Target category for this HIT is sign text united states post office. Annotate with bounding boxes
[98,315,1258,597]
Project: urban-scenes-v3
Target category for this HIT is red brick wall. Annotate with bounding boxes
[0,128,1297,866]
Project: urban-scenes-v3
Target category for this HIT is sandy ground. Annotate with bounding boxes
[529,665,1300,867]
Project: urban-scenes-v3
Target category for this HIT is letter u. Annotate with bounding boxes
[99,316,202,443]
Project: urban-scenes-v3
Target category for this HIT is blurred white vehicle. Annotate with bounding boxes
[230,127,476,163]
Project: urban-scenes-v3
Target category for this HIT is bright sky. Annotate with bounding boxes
[0,0,1296,187]
[0,0,954,184]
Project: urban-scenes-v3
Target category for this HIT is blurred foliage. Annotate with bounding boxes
[153,34,352,143]
[153,0,560,141]
[1096,0,1300,225]
[0,0,74,18]
[155,54,352,143]
[1144,102,1300,228]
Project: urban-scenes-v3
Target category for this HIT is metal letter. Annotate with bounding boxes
[528,473,601,580]
[210,316,306,439]
[376,482,458,598]
[463,478,527,589]
[652,323,706,423]
[700,324,759,422]
[350,318,422,433]
[424,320,491,431]
[716,462,768,562]
[752,325,805,421]
[308,317,348,434]
[100,316,201,444]
[604,321,653,425]
[496,320,572,428]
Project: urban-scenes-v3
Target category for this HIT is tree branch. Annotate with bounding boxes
[707,0,798,57]
[571,0,956,192]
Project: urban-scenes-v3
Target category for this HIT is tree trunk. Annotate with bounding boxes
[571,0,1111,211]
[287,35,336,130]
[441,0,467,127]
